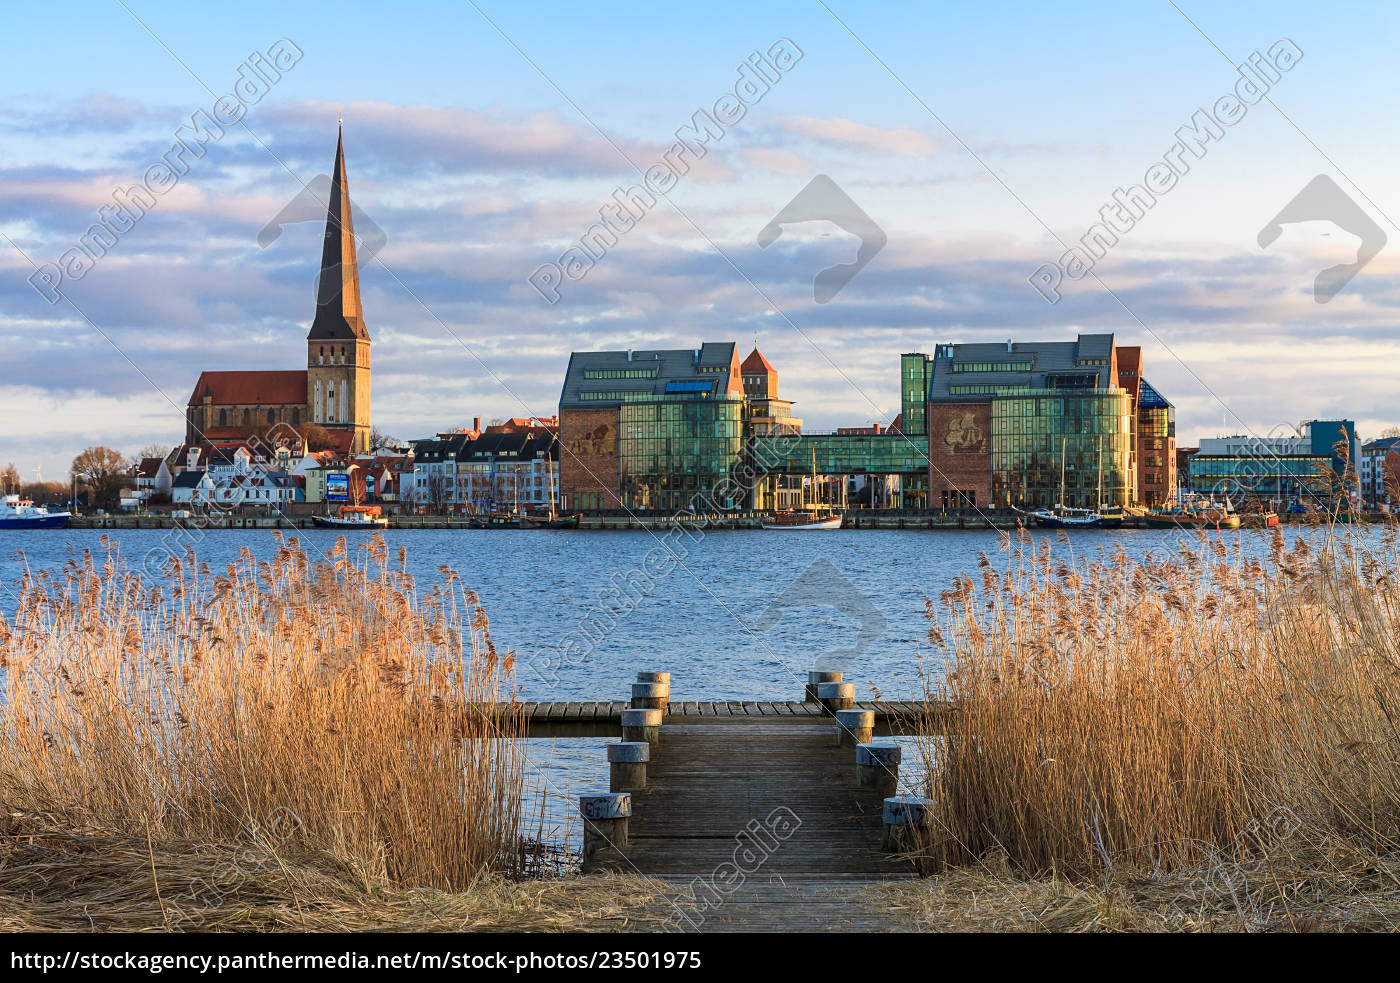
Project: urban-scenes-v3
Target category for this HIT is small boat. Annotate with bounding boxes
[1032,505,1124,530]
[1144,506,1241,530]
[526,512,581,529]
[312,505,388,529]
[469,511,522,529]
[762,508,843,530]
[1243,510,1279,528]
[0,494,70,529]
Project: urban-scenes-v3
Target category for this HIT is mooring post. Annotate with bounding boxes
[857,742,901,798]
[881,794,932,853]
[835,708,874,748]
[817,681,855,713]
[579,792,631,872]
[631,681,668,711]
[607,741,650,791]
[805,670,842,703]
[620,707,663,744]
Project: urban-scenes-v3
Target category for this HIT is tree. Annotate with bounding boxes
[136,442,171,461]
[0,462,19,494]
[298,423,342,452]
[368,426,398,451]
[1381,426,1400,440]
[71,446,129,510]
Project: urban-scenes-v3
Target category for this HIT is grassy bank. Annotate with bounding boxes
[913,523,1400,928]
[0,534,527,897]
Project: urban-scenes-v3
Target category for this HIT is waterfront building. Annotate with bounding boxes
[917,334,1172,510]
[1187,421,1359,503]
[184,128,373,455]
[558,344,746,512]
[409,424,560,514]
[1360,436,1400,504]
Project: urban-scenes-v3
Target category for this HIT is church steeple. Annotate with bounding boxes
[308,126,368,340]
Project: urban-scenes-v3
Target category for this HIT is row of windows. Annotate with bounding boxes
[583,368,658,379]
[579,390,653,401]
[950,361,1032,373]
[950,384,1031,395]
[215,408,301,427]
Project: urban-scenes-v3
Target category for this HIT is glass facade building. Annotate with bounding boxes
[618,397,745,511]
[901,354,930,437]
[989,391,1135,508]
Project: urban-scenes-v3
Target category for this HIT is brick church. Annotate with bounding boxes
[186,128,372,455]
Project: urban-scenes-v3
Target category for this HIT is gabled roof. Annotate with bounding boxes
[172,469,208,488]
[742,347,776,373]
[186,370,307,407]
[136,457,165,477]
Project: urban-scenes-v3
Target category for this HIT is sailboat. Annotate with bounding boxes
[763,448,843,530]
[1032,437,1123,529]
[525,432,581,529]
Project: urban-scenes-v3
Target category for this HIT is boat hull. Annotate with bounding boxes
[312,516,388,529]
[1144,513,1241,530]
[1034,515,1123,530]
[0,514,70,529]
[760,517,843,530]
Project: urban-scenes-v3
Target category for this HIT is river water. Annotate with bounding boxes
[0,524,1323,856]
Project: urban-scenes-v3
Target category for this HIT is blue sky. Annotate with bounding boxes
[2,0,1398,472]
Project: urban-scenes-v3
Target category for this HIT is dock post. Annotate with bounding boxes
[835,709,874,748]
[630,681,668,711]
[636,671,670,687]
[579,793,631,872]
[805,670,842,703]
[620,707,663,744]
[881,795,932,853]
[607,741,650,791]
[817,681,856,713]
[856,743,901,798]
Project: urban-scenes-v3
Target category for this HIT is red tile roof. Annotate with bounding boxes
[742,348,776,373]
[187,370,307,407]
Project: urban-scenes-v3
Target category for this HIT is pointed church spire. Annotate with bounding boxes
[309,126,369,340]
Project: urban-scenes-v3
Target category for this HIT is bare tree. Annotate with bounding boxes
[1380,425,1400,440]
[0,462,19,494]
[136,442,172,461]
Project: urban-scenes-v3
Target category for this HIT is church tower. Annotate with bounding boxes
[306,126,371,454]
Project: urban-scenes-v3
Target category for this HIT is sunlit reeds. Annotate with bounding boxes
[920,523,1400,878]
[0,532,525,890]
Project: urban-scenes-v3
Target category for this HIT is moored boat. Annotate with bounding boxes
[1032,506,1124,530]
[469,511,522,529]
[761,508,843,530]
[0,495,70,529]
[312,505,388,529]
[1144,506,1241,530]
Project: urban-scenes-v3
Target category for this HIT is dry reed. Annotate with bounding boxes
[0,533,526,892]
[919,522,1400,886]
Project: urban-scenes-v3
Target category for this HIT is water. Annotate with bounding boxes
[0,524,1331,855]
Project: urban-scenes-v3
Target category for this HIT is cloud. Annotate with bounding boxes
[775,115,937,157]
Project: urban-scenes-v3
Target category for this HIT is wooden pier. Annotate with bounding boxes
[556,675,942,932]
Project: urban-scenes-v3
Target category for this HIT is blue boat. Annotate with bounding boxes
[1,494,71,529]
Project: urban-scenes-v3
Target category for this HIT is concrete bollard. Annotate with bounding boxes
[856,743,902,798]
[835,709,874,748]
[580,792,631,871]
[607,741,650,791]
[881,794,932,853]
[817,681,855,713]
[620,707,663,744]
[805,670,842,703]
[631,681,669,711]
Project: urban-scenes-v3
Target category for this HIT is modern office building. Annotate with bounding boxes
[1360,436,1400,504]
[558,344,747,512]
[915,334,1172,510]
[1187,421,1359,503]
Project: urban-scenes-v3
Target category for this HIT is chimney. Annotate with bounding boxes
[626,349,633,362]
[473,417,481,432]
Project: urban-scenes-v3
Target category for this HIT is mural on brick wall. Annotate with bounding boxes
[942,411,986,454]
[567,423,613,457]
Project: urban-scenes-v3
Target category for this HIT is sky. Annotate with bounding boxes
[2,0,1398,475]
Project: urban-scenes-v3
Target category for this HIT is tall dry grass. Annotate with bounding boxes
[0,533,525,890]
[920,523,1400,878]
